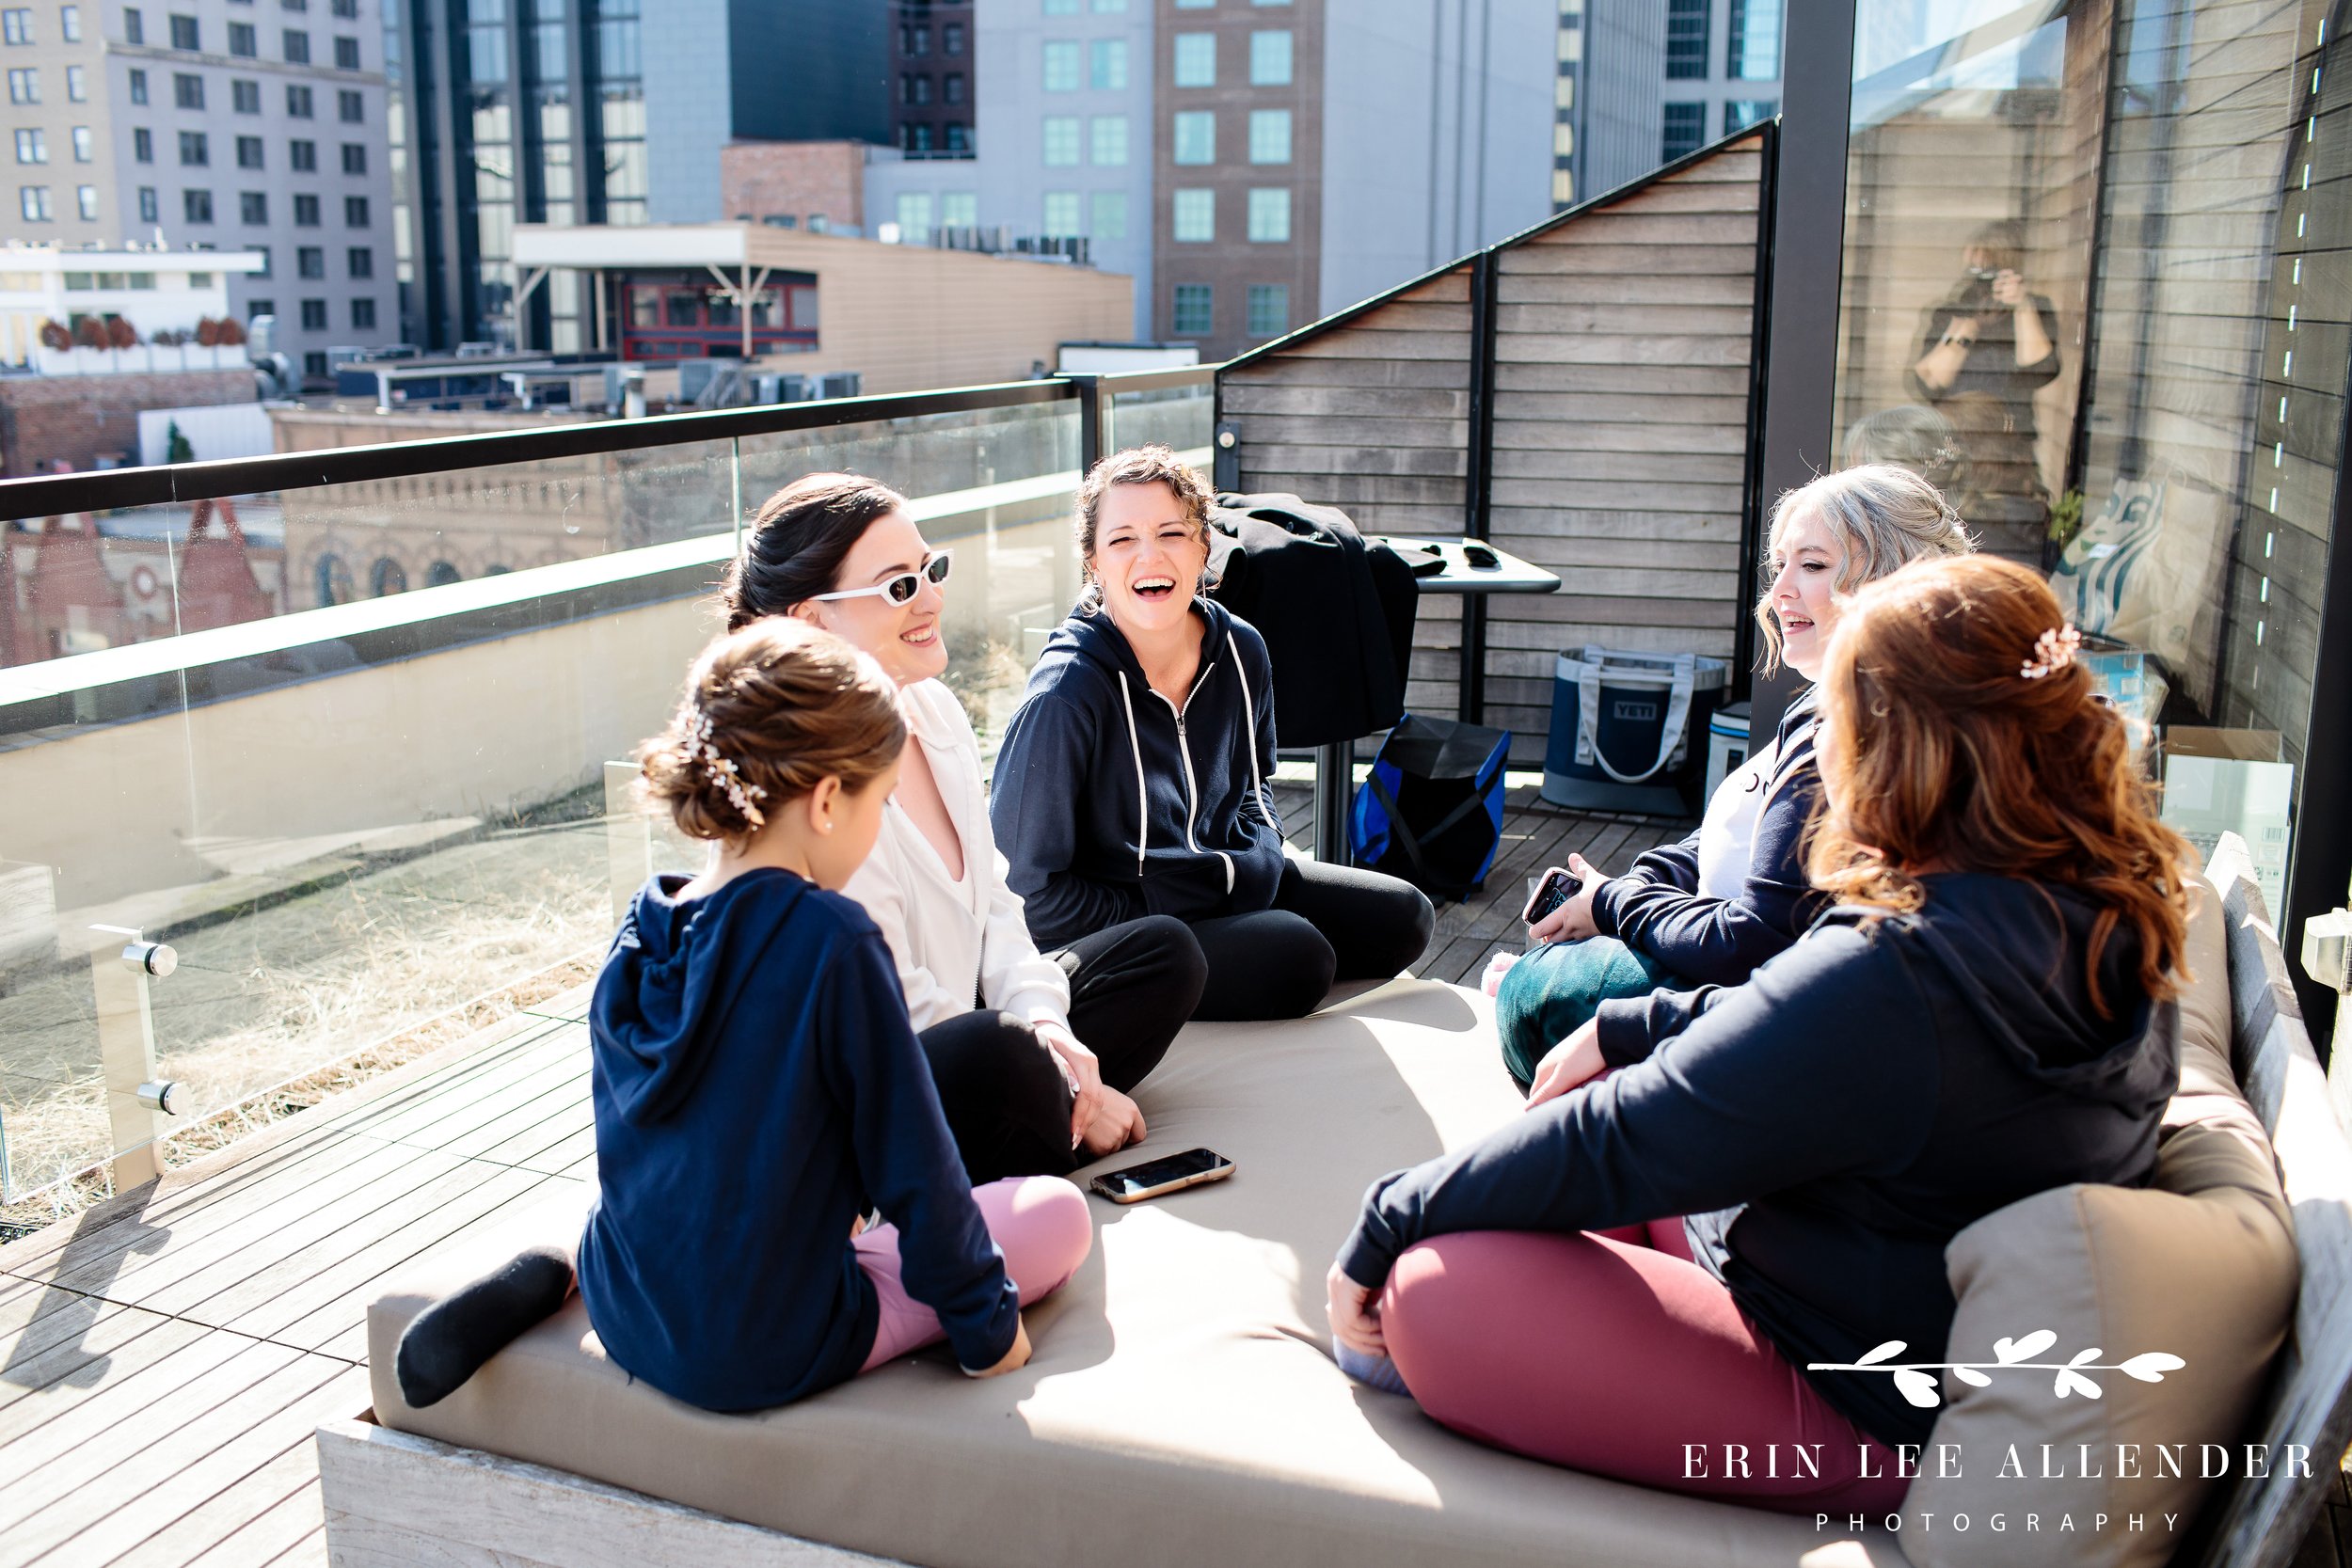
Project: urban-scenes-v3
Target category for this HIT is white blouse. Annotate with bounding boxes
[1692,736,1780,901]
[845,678,1073,1033]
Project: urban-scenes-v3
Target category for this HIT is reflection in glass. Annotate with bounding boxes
[1834,0,2344,913]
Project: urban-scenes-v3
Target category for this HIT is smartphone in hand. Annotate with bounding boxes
[1521,866,1578,927]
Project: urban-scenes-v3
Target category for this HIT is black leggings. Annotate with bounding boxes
[1187,858,1436,1022]
[917,913,1208,1184]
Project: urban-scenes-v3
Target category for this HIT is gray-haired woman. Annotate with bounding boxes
[1494,465,1974,1091]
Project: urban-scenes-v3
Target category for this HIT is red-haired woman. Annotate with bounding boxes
[1325,556,2190,1511]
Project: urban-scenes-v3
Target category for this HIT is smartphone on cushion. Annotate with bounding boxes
[1089,1148,1236,1204]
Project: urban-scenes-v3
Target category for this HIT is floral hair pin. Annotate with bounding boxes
[682,711,769,828]
[2020,624,2082,681]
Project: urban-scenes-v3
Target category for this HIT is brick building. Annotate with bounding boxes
[0,366,251,474]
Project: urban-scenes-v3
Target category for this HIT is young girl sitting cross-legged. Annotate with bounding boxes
[393,620,1093,1410]
[576,618,1092,1411]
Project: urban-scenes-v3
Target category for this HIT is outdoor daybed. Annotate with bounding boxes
[321,834,2352,1568]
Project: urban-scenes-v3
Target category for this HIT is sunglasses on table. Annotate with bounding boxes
[809,550,954,606]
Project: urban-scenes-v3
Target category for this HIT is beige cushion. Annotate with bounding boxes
[2172,870,2238,1109]
[1901,903,2298,1568]
[371,982,1906,1568]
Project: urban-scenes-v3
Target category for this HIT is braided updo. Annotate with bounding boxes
[637,619,905,846]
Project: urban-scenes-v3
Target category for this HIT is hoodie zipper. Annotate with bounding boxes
[1150,660,1233,895]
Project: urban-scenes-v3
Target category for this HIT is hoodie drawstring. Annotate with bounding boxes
[1229,632,1271,830]
[1118,672,1149,877]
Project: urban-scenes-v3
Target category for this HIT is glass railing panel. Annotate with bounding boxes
[0,403,1118,1198]
[0,516,199,1211]
[736,402,1086,760]
[1107,380,1216,460]
[0,436,741,1197]
[0,899,106,1217]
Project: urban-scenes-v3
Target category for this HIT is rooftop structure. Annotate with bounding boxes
[387,0,897,355]
[0,243,264,365]
[509,220,1132,391]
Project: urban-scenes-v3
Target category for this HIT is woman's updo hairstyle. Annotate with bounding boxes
[1073,444,1217,609]
[721,472,908,631]
[638,619,906,846]
[1756,463,1975,673]
[1807,555,2189,1015]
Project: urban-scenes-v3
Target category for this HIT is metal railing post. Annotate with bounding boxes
[89,925,179,1192]
[605,761,653,928]
[1064,373,1106,475]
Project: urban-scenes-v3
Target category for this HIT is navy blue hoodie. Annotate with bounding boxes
[990,598,1284,950]
[1340,875,2177,1449]
[577,869,1020,1413]
[1590,686,1825,990]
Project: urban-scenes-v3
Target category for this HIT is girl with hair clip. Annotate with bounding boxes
[1495,464,1973,1090]
[989,445,1435,1022]
[390,620,1092,1415]
[1327,556,2189,1511]
[722,472,1208,1183]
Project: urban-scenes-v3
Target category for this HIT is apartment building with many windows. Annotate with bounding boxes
[868,0,1554,359]
[1558,0,1782,202]
[892,0,975,156]
[0,0,395,377]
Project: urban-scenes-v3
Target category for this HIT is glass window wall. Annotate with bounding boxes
[1833,0,2346,919]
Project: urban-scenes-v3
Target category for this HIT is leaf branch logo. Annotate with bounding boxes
[1809,1331,2185,1410]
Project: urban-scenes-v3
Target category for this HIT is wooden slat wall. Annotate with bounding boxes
[1219,134,1765,762]
[1481,136,1765,756]
[1220,265,1478,721]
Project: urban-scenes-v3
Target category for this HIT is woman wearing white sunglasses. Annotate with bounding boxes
[722,473,1207,1182]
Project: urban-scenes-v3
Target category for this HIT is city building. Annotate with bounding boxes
[0,240,260,361]
[866,0,1556,357]
[509,218,1130,389]
[1556,0,1783,201]
[891,0,976,156]
[386,0,893,354]
[0,0,396,380]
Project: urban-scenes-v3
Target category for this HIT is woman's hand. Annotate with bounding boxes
[967,1317,1034,1379]
[1326,1261,1386,1356]
[1080,1085,1147,1159]
[1992,268,2027,308]
[1527,853,1608,944]
[1035,1020,1104,1148]
[1525,1019,1607,1110]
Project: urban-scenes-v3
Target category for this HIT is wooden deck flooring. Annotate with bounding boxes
[5,780,2343,1567]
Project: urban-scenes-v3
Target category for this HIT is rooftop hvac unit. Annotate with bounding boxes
[817,371,861,400]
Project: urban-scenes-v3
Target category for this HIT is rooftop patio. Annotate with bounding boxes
[0,779,1702,1568]
[3,0,2352,1549]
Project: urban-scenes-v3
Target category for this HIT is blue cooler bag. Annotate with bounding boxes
[1350,715,1511,902]
[1541,647,1729,816]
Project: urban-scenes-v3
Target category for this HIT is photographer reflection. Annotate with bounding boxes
[1910,221,2059,546]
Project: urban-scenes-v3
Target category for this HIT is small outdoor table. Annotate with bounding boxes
[1310,536,1561,865]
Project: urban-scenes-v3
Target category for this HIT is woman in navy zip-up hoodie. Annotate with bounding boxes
[1494,465,1975,1086]
[1326,557,2191,1511]
[991,445,1434,1021]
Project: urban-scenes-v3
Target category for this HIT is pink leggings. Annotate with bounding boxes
[1378,1223,1912,1513]
[856,1176,1092,1371]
